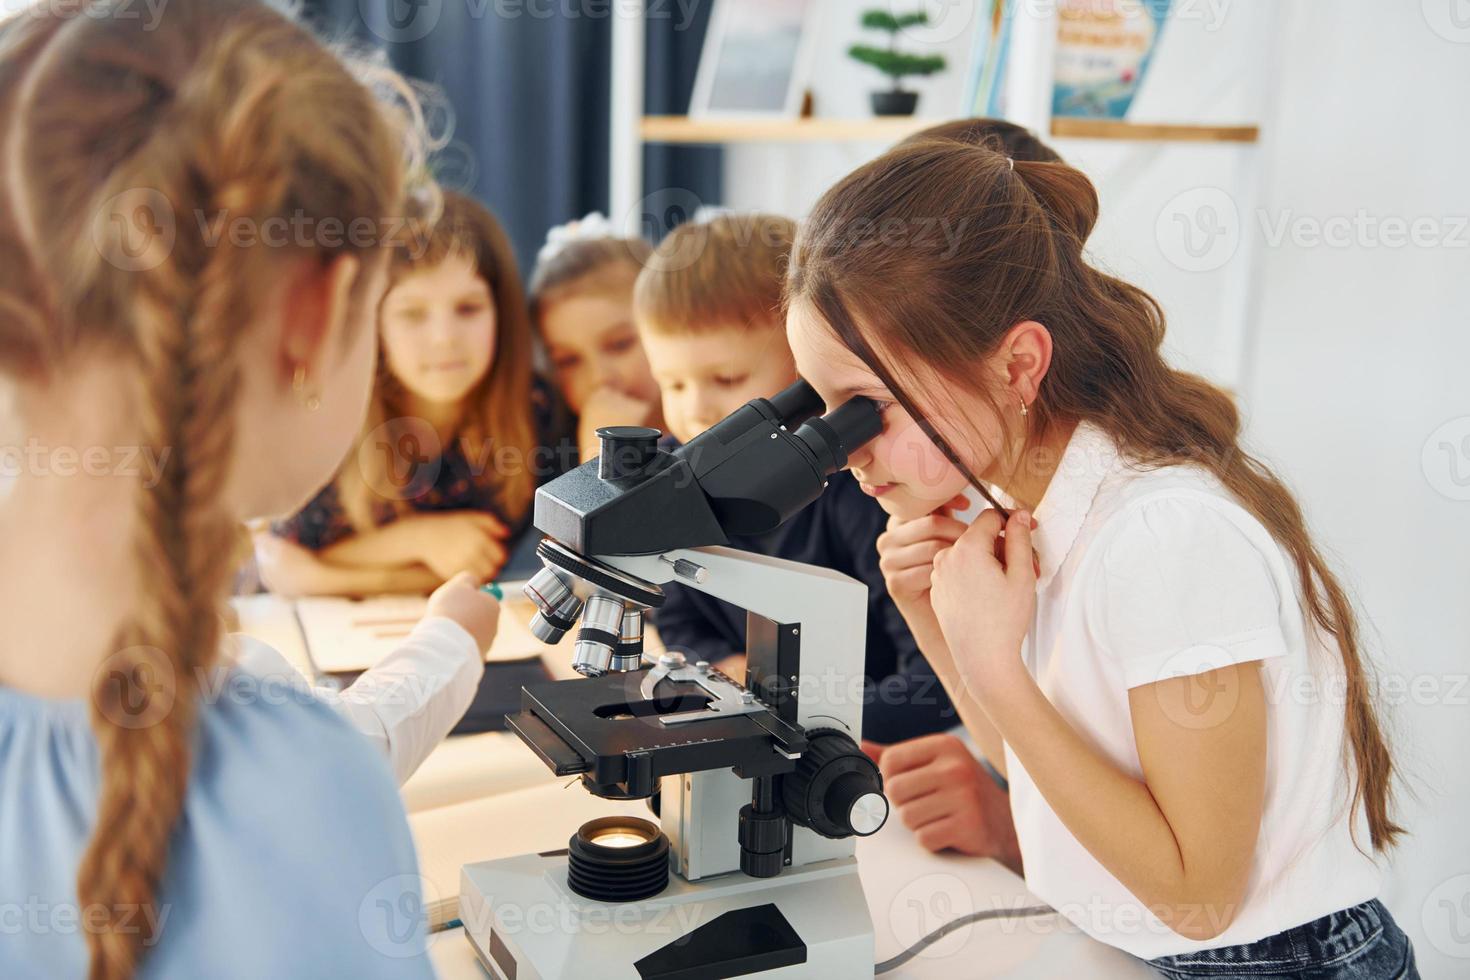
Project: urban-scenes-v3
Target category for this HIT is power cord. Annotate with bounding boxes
[874,904,1055,975]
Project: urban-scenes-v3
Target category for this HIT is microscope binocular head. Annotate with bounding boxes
[522,379,882,678]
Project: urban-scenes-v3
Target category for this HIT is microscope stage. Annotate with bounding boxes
[507,668,806,798]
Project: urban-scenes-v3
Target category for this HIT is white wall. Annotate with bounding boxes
[717,1,1470,975]
[1242,5,1470,978]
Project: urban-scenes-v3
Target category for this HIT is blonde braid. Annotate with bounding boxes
[76,52,297,980]
[3,3,428,977]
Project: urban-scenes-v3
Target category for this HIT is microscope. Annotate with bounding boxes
[460,380,890,979]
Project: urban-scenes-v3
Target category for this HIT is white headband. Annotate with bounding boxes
[536,211,619,266]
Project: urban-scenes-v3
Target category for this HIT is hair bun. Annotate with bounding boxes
[1013,159,1100,246]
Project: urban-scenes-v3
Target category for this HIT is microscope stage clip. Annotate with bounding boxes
[639,652,768,728]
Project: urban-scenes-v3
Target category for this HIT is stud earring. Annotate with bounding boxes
[293,364,322,413]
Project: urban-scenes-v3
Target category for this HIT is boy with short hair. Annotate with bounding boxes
[633,213,957,743]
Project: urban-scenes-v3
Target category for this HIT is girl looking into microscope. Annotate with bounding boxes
[786,138,1417,977]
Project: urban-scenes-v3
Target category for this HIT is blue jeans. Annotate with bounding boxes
[1148,900,1418,979]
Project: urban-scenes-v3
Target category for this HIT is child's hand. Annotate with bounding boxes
[879,733,1020,864]
[930,509,1039,692]
[426,571,501,654]
[411,511,508,582]
[874,494,971,610]
[253,533,323,598]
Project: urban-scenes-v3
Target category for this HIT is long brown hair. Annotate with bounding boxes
[788,140,1404,851]
[339,191,539,528]
[0,3,424,978]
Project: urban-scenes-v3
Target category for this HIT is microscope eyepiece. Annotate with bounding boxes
[767,379,825,429]
[792,397,883,476]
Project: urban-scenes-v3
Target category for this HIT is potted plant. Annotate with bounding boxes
[848,9,947,116]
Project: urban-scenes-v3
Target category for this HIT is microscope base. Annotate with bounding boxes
[460,852,874,979]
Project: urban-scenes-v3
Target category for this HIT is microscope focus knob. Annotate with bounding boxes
[782,729,888,839]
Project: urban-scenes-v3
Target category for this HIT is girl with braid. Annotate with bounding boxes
[786,140,1417,975]
[0,1,498,977]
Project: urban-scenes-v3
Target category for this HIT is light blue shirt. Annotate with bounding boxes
[0,666,438,979]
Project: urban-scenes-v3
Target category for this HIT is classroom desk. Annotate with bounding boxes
[234,594,1151,977]
[415,780,1153,980]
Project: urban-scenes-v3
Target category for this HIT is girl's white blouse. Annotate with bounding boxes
[232,617,482,785]
[992,422,1381,959]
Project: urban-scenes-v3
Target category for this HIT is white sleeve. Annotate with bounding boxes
[1086,494,1290,690]
[231,617,483,785]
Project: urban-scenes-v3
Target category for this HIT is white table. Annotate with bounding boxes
[234,594,1151,977]
[416,782,1152,980]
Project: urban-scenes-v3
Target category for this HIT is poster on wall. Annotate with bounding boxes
[1052,0,1172,118]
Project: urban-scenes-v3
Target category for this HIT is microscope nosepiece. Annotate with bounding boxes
[524,565,583,644]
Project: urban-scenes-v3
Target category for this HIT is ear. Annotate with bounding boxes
[277,253,363,387]
[997,319,1053,405]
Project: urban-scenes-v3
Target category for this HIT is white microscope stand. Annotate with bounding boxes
[460,546,879,979]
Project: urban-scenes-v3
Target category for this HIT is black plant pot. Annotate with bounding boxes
[871,90,919,116]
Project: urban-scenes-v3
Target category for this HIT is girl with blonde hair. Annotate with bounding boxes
[0,2,498,976]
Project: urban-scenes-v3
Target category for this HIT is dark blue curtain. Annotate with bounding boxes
[303,0,722,277]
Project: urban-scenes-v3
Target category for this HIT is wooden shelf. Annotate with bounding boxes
[641,116,938,144]
[641,115,1259,146]
[1050,118,1259,143]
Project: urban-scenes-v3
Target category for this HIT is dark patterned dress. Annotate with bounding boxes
[273,376,574,550]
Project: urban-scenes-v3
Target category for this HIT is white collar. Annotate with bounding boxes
[986,421,1121,591]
